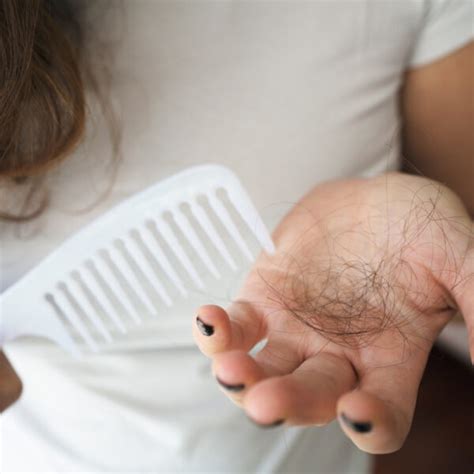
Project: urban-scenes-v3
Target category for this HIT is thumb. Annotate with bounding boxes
[0,350,23,412]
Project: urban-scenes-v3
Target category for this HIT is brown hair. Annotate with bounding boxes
[0,0,109,220]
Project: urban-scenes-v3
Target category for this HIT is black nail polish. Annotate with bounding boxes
[340,413,372,433]
[216,376,245,392]
[196,316,214,336]
[258,419,285,428]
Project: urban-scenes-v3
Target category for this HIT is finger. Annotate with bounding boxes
[193,303,267,357]
[212,350,266,405]
[244,353,356,426]
[0,351,23,412]
[336,350,430,454]
[253,334,307,376]
[211,333,308,405]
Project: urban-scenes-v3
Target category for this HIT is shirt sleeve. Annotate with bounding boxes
[409,0,473,68]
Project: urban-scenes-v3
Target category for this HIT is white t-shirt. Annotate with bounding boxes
[1,1,472,472]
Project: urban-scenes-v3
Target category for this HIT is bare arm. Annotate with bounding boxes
[401,41,473,215]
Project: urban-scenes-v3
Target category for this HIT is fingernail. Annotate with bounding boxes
[340,413,372,433]
[196,316,214,336]
[257,419,285,429]
[216,376,245,392]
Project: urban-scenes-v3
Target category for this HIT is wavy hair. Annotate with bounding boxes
[0,0,116,220]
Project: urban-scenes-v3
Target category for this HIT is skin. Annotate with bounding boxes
[193,42,474,454]
[0,351,22,413]
[401,42,473,215]
[2,41,472,454]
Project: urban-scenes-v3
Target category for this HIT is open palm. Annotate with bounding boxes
[193,173,473,454]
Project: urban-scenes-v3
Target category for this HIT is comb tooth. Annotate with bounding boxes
[69,273,113,343]
[207,192,253,262]
[44,294,82,358]
[81,264,127,334]
[55,285,99,352]
[140,225,188,297]
[155,217,204,289]
[173,210,221,279]
[226,188,276,254]
[93,254,142,324]
[122,233,173,307]
[189,201,237,270]
[109,242,157,315]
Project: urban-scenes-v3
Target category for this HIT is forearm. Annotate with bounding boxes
[401,130,473,218]
[401,141,473,217]
[400,42,474,216]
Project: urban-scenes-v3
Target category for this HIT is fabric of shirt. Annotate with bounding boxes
[1,1,472,472]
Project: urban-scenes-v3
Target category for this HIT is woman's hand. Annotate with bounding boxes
[193,172,473,454]
[0,351,22,412]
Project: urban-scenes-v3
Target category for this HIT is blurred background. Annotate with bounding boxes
[373,337,473,474]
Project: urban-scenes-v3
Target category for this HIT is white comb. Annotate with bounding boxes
[0,165,275,357]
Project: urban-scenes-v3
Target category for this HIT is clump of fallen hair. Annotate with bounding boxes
[261,251,413,349]
[258,178,468,350]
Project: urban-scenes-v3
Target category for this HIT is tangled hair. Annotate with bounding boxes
[0,0,116,221]
[256,178,471,351]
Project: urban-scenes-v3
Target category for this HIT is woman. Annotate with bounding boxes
[1,1,472,472]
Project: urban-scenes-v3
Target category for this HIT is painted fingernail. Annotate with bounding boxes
[258,419,285,429]
[216,376,245,392]
[196,316,214,336]
[340,413,372,433]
